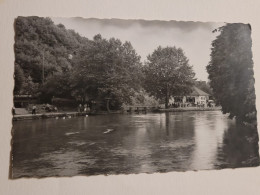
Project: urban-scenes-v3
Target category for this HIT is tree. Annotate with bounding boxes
[13,64,25,94]
[129,89,159,107]
[70,34,143,110]
[14,16,88,95]
[40,73,72,102]
[143,46,195,108]
[207,23,256,124]
[22,76,39,95]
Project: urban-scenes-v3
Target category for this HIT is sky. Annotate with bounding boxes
[51,17,224,81]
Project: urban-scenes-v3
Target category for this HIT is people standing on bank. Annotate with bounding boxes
[32,105,36,115]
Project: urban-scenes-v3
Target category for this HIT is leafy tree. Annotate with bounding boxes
[143,46,195,108]
[71,34,143,110]
[14,16,88,94]
[207,23,256,124]
[22,76,39,95]
[14,64,25,94]
[40,73,72,102]
[129,89,159,107]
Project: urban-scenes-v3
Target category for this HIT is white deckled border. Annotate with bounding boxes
[0,0,260,194]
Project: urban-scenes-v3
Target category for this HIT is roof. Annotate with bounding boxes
[188,86,210,96]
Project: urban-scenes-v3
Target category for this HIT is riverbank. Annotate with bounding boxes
[12,107,222,121]
[155,107,221,112]
[12,112,88,121]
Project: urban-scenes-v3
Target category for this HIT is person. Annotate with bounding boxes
[84,104,88,113]
[54,106,58,112]
[12,106,15,116]
[45,104,50,112]
[78,104,82,112]
[32,105,36,115]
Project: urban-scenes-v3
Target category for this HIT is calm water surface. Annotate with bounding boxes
[12,111,259,178]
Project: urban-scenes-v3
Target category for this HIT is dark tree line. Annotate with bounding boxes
[14,17,197,110]
[207,23,257,126]
[14,16,88,95]
[69,34,143,109]
[13,17,257,124]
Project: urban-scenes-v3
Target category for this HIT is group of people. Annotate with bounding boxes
[31,103,91,115]
[12,102,93,116]
[169,102,182,108]
[207,101,215,107]
[43,104,58,112]
[78,104,90,113]
[168,102,210,108]
[31,104,58,115]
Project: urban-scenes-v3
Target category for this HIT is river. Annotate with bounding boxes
[11,111,259,178]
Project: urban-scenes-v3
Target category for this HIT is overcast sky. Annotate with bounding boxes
[52,17,224,81]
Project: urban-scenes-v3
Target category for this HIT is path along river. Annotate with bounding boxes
[12,111,259,178]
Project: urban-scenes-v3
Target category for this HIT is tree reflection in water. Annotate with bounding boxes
[11,111,259,178]
[215,123,259,169]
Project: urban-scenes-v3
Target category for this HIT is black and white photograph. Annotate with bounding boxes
[11,17,259,178]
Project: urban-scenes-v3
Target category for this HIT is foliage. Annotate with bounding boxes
[22,76,40,95]
[128,89,159,107]
[14,16,88,94]
[14,17,200,112]
[40,73,72,102]
[70,34,143,109]
[14,64,25,94]
[14,17,144,109]
[143,46,195,108]
[207,23,256,124]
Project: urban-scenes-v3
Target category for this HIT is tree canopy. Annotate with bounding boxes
[143,46,195,108]
[207,23,256,124]
[14,17,209,112]
[70,34,143,109]
[14,16,88,93]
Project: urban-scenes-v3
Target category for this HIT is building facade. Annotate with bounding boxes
[170,87,210,107]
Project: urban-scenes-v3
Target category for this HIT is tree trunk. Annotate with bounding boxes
[165,83,169,109]
[106,99,111,113]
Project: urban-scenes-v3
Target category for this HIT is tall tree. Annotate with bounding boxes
[143,46,195,108]
[13,64,25,94]
[70,34,143,110]
[207,23,256,124]
[14,16,88,94]
[40,72,72,102]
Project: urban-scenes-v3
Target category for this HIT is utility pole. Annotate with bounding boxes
[42,52,45,83]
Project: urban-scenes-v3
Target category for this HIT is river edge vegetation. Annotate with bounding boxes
[207,24,257,128]
[14,17,257,127]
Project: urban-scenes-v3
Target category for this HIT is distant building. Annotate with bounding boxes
[170,86,210,107]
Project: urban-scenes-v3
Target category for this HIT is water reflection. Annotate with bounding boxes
[216,122,259,169]
[190,112,228,170]
[12,111,259,178]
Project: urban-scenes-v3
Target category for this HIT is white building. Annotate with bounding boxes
[170,87,210,107]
